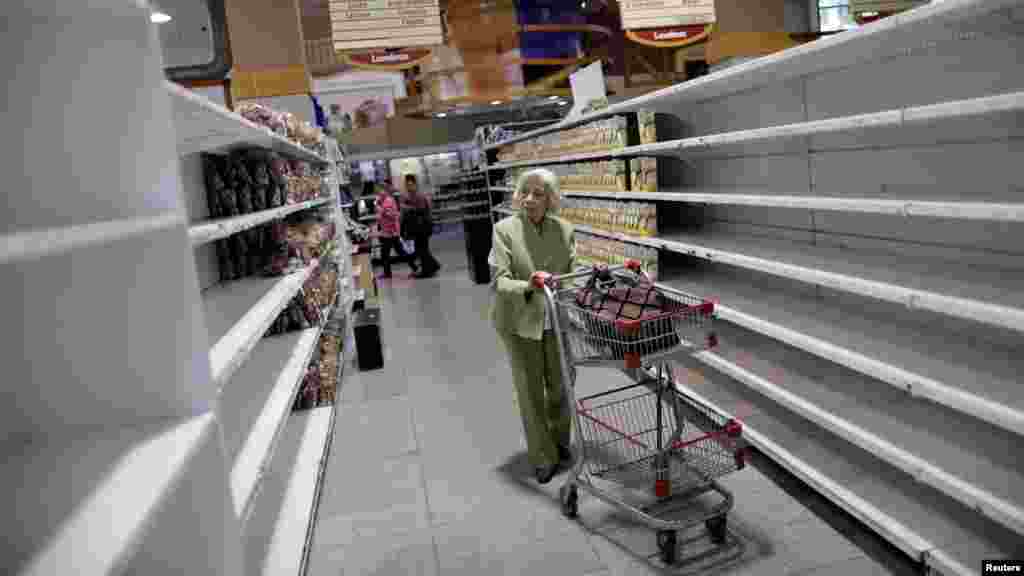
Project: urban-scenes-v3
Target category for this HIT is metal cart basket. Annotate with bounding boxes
[541,261,747,565]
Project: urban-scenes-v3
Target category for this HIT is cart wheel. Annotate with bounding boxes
[656,530,677,565]
[706,515,727,545]
[560,484,579,519]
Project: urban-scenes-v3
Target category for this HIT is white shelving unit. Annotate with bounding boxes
[190,199,331,246]
[484,2,1024,573]
[1,4,354,574]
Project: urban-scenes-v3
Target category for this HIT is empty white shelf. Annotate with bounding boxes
[203,261,319,387]
[664,269,1024,438]
[489,91,1024,169]
[223,328,323,521]
[483,0,1020,151]
[5,413,217,576]
[691,323,1024,536]
[189,199,330,246]
[166,81,328,164]
[658,231,1024,334]
[559,189,1024,223]
[245,406,333,576]
[0,212,184,265]
[672,364,1023,574]
[570,222,662,248]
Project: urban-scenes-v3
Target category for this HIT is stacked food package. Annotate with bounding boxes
[294,331,341,411]
[235,102,326,157]
[201,168,335,283]
[630,158,659,192]
[560,199,657,237]
[495,117,628,163]
[503,158,654,194]
[303,265,338,315]
[575,235,659,280]
[264,264,337,338]
[638,110,657,145]
[266,291,321,337]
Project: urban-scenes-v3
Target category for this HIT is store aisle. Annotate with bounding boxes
[307,232,900,576]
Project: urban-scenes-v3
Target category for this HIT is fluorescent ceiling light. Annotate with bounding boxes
[150,11,172,23]
[558,100,569,106]
[436,112,447,117]
[490,100,503,105]
[861,11,879,16]
[548,95,560,100]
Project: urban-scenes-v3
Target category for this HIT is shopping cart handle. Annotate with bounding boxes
[531,271,554,289]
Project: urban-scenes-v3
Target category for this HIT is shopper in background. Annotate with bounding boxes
[375,184,418,279]
[488,168,575,484]
[401,173,441,278]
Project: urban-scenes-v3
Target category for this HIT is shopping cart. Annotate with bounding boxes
[540,261,747,565]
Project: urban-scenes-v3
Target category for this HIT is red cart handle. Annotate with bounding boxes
[531,271,554,289]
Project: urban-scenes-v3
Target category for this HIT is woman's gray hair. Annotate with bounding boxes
[512,168,561,213]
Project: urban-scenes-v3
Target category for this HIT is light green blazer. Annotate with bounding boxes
[489,212,576,341]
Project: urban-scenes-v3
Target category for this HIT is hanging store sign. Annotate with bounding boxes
[625,24,713,47]
[343,48,433,70]
[330,0,444,51]
[619,0,716,32]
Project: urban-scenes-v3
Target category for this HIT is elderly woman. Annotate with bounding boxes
[489,168,576,484]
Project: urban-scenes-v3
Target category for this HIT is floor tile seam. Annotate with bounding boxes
[409,401,444,576]
[783,551,871,576]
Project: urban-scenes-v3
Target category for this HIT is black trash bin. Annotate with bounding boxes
[463,217,493,285]
[353,307,383,371]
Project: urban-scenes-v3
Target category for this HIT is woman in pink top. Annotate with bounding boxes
[375,184,418,278]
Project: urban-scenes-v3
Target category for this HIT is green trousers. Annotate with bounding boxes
[501,330,571,467]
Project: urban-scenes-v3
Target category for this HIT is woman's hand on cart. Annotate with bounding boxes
[531,271,555,289]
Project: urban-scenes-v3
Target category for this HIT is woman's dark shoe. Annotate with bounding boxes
[535,464,558,484]
[557,444,573,464]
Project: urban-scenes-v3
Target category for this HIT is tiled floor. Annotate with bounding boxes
[307,230,899,576]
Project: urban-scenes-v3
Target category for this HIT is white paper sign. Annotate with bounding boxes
[330,0,443,50]
[568,61,607,119]
[620,0,716,31]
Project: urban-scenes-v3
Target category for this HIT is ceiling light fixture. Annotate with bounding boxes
[436,112,448,117]
[548,95,560,100]
[150,11,172,23]
[861,11,879,16]
[558,100,569,106]
[490,100,503,105]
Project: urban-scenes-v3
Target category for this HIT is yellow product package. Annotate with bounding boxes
[638,110,657,145]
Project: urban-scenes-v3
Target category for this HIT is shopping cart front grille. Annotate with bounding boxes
[577,383,743,494]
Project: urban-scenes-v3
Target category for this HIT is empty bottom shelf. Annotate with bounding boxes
[672,353,1023,574]
[245,405,333,576]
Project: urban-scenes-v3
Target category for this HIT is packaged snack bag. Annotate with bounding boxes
[638,110,657,145]
[641,158,658,193]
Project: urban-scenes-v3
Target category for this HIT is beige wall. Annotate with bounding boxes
[226,0,308,69]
